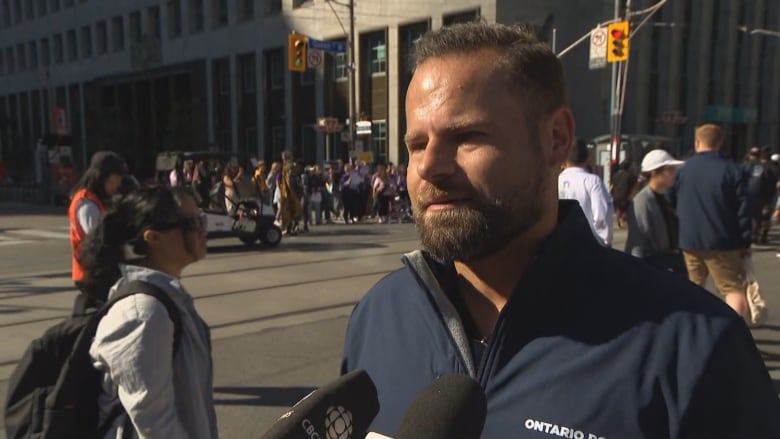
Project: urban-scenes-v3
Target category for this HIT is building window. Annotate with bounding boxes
[148,6,161,39]
[62,0,71,6]
[239,53,256,92]
[48,0,57,12]
[2,0,11,27]
[267,0,280,15]
[0,53,4,75]
[12,0,20,22]
[80,25,91,58]
[112,16,125,51]
[35,0,44,16]
[238,0,253,21]
[272,125,285,151]
[24,0,34,20]
[369,36,386,74]
[213,0,228,27]
[5,47,14,73]
[129,11,141,43]
[40,37,50,65]
[53,33,63,63]
[96,20,107,54]
[246,127,258,151]
[301,68,314,85]
[270,51,283,89]
[189,0,203,33]
[17,44,26,70]
[218,60,230,95]
[66,29,77,61]
[443,8,480,26]
[372,120,387,161]
[28,40,37,68]
[167,0,181,38]
[334,52,347,80]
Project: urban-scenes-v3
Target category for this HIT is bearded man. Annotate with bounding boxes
[340,22,780,439]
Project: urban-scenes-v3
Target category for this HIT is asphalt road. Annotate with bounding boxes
[0,207,778,438]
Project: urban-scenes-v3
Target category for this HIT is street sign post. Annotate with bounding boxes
[308,38,347,53]
[589,27,607,70]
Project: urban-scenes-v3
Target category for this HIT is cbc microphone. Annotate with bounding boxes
[260,369,379,439]
[395,373,487,439]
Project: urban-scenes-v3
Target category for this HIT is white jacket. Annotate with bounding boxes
[89,264,218,439]
[558,166,614,246]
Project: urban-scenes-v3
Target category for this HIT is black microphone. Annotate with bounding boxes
[260,369,379,439]
[396,374,487,439]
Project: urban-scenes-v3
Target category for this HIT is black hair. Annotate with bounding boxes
[568,138,590,165]
[71,151,127,202]
[78,186,195,302]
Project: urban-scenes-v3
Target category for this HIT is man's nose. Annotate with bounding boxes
[416,138,457,183]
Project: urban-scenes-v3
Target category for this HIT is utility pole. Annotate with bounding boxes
[347,0,357,162]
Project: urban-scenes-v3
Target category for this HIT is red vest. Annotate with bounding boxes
[68,189,107,281]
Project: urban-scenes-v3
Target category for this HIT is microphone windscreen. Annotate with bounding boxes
[396,374,487,439]
[260,369,379,439]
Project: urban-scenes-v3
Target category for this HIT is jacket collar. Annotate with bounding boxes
[110,264,188,301]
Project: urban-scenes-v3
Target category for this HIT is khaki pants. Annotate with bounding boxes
[682,249,747,296]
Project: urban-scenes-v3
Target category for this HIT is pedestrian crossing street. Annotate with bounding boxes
[0,227,70,246]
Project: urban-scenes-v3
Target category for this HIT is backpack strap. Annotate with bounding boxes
[100,280,183,354]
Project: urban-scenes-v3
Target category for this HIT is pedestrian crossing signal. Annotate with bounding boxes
[607,21,630,63]
[288,33,307,72]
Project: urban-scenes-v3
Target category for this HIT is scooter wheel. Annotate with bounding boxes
[260,226,283,247]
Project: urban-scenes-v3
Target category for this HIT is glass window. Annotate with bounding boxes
[272,125,285,151]
[372,120,387,161]
[62,0,71,6]
[28,40,36,68]
[48,0,58,12]
[189,0,203,33]
[240,53,256,92]
[0,52,4,75]
[53,33,63,63]
[271,51,283,89]
[5,47,14,73]
[35,0,44,16]
[239,0,253,21]
[2,0,10,27]
[334,52,347,80]
[217,59,229,95]
[301,68,314,85]
[66,29,77,61]
[369,36,386,74]
[268,0,280,14]
[112,16,125,51]
[167,0,181,38]
[12,0,20,22]
[213,0,227,27]
[96,21,107,54]
[129,10,141,43]
[148,6,161,39]
[40,37,50,65]
[24,0,33,20]
[81,26,91,58]
[16,44,25,70]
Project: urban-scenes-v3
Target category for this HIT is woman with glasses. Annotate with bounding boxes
[79,186,217,439]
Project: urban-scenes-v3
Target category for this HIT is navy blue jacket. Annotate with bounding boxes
[342,201,780,438]
[668,151,752,250]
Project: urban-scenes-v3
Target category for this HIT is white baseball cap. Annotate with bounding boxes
[641,149,685,172]
[771,153,780,162]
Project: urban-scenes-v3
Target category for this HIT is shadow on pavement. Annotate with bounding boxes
[212,386,316,407]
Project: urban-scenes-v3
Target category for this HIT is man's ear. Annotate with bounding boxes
[547,106,575,167]
[142,229,162,250]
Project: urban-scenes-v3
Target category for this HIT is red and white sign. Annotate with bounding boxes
[317,117,343,133]
[53,107,68,135]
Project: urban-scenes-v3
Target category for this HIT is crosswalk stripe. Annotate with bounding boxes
[0,240,34,246]
[5,229,70,240]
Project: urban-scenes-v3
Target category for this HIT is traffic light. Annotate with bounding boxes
[288,33,307,72]
[607,21,630,63]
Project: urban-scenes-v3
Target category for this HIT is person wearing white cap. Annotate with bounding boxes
[624,149,686,275]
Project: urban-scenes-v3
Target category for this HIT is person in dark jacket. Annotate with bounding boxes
[341,23,780,439]
[668,123,753,321]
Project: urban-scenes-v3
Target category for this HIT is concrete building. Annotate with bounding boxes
[626,0,780,158]
[0,0,609,180]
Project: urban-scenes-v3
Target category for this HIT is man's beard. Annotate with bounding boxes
[413,173,546,263]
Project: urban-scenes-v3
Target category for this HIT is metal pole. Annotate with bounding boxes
[552,28,557,54]
[348,0,357,162]
[608,0,620,183]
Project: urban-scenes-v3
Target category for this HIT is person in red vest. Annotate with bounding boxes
[68,151,127,309]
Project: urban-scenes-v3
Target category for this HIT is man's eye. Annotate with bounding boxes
[455,131,484,143]
[406,142,426,152]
